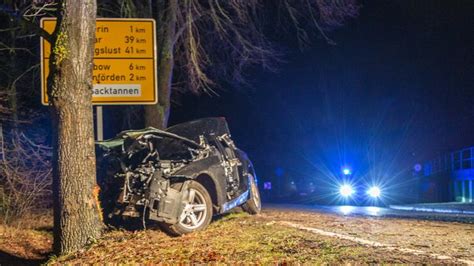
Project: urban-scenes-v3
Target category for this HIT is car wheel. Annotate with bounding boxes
[160,181,213,236]
[242,174,262,214]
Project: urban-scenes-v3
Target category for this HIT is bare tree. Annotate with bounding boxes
[0,130,52,224]
[101,0,358,129]
[0,90,10,116]
[0,1,39,126]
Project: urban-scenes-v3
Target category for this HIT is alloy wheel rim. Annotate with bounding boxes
[178,188,207,230]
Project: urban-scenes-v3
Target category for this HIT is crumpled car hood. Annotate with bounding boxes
[96,127,203,150]
[96,117,231,150]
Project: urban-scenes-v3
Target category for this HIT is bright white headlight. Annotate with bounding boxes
[367,186,381,198]
[339,184,354,197]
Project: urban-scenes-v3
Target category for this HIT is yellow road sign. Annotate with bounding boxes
[40,18,157,105]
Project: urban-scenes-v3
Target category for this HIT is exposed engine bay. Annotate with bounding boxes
[97,118,261,235]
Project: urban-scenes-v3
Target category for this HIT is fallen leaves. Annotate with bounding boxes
[0,223,52,262]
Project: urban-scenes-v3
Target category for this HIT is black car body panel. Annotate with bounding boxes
[165,117,231,143]
[96,117,257,226]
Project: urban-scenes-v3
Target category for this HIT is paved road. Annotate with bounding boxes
[261,204,474,264]
[264,203,474,223]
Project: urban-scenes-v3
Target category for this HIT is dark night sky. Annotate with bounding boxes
[168,0,474,190]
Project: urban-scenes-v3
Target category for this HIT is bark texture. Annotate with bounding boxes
[48,0,102,255]
[144,0,177,129]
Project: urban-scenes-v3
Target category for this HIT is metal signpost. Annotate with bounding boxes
[40,18,157,140]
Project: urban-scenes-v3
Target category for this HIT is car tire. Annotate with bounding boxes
[242,174,262,214]
[159,180,213,236]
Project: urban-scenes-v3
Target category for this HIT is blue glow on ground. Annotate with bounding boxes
[339,205,355,215]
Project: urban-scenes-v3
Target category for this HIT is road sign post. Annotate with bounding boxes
[96,106,104,141]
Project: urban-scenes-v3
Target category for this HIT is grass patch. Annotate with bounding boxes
[53,213,404,264]
[2,210,449,264]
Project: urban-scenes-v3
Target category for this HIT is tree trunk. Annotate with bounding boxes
[7,10,18,126]
[144,0,177,129]
[48,0,102,255]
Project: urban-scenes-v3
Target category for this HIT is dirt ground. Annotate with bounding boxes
[0,207,473,264]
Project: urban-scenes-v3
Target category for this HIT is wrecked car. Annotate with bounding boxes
[96,117,261,235]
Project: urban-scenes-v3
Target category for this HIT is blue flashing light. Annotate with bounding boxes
[342,168,351,175]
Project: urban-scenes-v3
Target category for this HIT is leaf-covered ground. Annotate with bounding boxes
[0,214,52,265]
[1,208,472,264]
